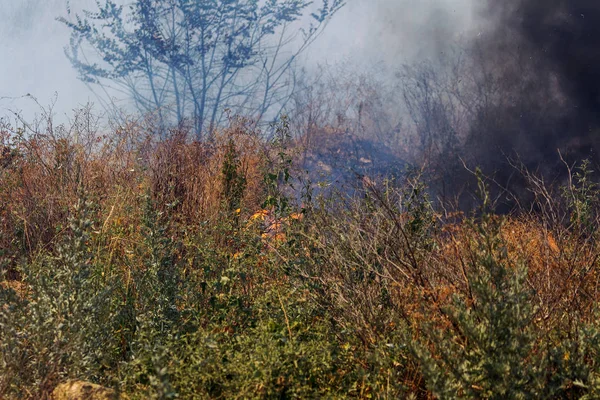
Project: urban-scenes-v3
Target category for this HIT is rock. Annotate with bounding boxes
[52,380,119,400]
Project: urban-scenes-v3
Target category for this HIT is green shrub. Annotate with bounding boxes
[0,198,120,398]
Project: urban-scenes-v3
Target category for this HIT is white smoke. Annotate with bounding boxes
[0,0,477,121]
[0,0,105,121]
[308,0,476,67]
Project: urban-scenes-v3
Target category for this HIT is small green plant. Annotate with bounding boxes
[0,196,120,398]
[413,230,546,398]
[412,174,565,399]
[576,317,600,399]
[561,158,600,236]
[263,116,294,216]
[221,138,247,214]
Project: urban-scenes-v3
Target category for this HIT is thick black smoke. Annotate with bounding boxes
[508,1,599,119]
[474,0,600,166]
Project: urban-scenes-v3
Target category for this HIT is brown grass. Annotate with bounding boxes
[0,114,268,272]
[2,111,600,398]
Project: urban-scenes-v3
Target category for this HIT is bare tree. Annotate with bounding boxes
[59,0,344,139]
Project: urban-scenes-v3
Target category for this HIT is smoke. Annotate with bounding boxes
[311,0,475,67]
[517,2,600,119]
[472,0,600,165]
[0,0,102,122]
[0,0,477,122]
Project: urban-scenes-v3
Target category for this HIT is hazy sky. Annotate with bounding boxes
[0,0,476,122]
[312,0,475,65]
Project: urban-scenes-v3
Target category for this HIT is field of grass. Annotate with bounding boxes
[2,115,600,399]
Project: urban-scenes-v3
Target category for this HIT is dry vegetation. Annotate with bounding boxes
[2,109,600,399]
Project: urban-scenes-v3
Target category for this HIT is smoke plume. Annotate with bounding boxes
[474,0,600,166]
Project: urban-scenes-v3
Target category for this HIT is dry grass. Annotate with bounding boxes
[0,114,268,266]
[2,111,600,398]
